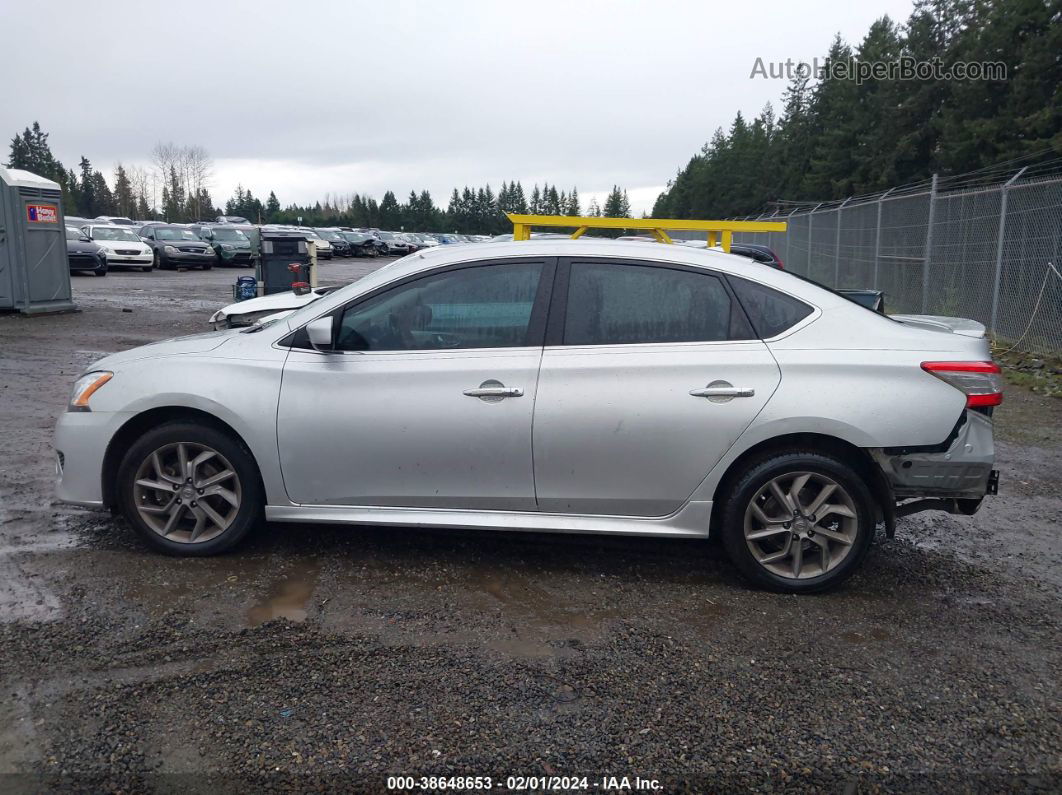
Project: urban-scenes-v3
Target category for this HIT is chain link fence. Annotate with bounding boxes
[717,171,1062,357]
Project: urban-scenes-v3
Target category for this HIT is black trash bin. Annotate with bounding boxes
[259,230,312,295]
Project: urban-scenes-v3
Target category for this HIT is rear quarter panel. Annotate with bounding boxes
[690,302,988,502]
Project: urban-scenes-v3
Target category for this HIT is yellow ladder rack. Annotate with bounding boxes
[506,213,786,252]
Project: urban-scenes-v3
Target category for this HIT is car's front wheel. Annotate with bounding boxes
[719,451,875,594]
[116,422,262,556]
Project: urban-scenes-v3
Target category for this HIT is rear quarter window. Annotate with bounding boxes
[729,276,813,338]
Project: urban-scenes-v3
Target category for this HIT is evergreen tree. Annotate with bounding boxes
[379,190,401,228]
[566,187,580,216]
[265,191,280,222]
[112,165,135,218]
[76,157,97,216]
[163,165,185,221]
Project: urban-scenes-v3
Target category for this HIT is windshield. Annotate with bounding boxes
[65,228,83,241]
[155,227,200,241]
[92,227,141,242]
[210,227,248,242]
[378,231,395,240]
[342,232,370,242]
[319,231,342,241]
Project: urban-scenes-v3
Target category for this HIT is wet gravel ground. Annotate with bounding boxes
[0,259,1059,791]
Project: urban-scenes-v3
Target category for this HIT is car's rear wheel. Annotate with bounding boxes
[719,451,875,594]
[116,422,262,556]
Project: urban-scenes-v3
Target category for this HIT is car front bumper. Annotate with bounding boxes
[69,253,107,272]
[164,252,216,267]
[106,253,152,266]
[54,410,132,508]
[219,249,253,265]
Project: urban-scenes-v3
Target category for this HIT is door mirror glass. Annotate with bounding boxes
[306,316,334,350]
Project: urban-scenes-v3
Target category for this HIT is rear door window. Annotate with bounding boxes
[562,260,750,345]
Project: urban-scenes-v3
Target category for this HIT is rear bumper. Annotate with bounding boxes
[874,409,994,499]
[871,409,996,521]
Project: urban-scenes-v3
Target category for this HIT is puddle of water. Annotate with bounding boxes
[247,562,320,627]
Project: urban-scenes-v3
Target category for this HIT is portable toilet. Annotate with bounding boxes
[0,166,77,314]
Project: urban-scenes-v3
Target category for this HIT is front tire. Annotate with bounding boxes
[719,451,875,594]
[116,422,262,556]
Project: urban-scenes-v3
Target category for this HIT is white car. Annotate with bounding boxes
[58,239,1000,593]
[209,287,332,329]
[297,228,333,259]
[81,224,154,271]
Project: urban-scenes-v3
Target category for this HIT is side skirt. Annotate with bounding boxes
[265,500,714,539]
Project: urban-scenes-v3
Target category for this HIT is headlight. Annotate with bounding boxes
[69,371,113,412]
[164,245,178,254]
[221,243,234,251]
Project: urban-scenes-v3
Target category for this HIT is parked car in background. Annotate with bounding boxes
[216,215,250,224]
[94,215,137,226]
[200,225,254,267]
[296,228,333,259]
[315,229,352,257]
[65,216,93,228]
[81,224,154,271]
[56,239,1000,594]
[339,231,379,257]
[65,226,108,276]
[375,231,410,255]
[139,224,216,270]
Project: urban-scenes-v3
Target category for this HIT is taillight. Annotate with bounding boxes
[921,361,1003,407]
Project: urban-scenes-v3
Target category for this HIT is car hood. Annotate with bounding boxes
[90,330,240,371]
[95,239,149,249]
[67,240,102,254]
[210,288,325,321]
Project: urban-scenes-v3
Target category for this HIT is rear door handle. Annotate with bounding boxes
[689,387,755,398]
[463,379,524,402]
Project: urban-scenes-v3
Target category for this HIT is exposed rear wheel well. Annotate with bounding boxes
[101,407,260,509]
[711,433,890,532]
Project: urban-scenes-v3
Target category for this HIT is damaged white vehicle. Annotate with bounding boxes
[209,287,334,330]
[58,240,1001,593]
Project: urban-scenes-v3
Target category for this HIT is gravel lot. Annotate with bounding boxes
[0,259,1059,791]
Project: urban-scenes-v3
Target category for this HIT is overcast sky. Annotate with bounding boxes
[4,0,915,216]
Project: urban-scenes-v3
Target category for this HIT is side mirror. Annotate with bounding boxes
[306,316,334,351]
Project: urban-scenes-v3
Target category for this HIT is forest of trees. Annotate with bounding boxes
[221,182,630,233]
[652,0,1061,219]
[6,123,632,234]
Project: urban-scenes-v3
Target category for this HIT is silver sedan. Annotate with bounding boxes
[54,240,1001,593]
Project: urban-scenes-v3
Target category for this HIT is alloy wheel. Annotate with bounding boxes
[132,442,242,544]
[743,471,858,580]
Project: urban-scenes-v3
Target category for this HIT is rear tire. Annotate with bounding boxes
[719,450,875,594]
[116,421,262,556]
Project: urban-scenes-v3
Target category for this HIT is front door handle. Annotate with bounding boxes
[463,379,523,401]
[689,387,755,398]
